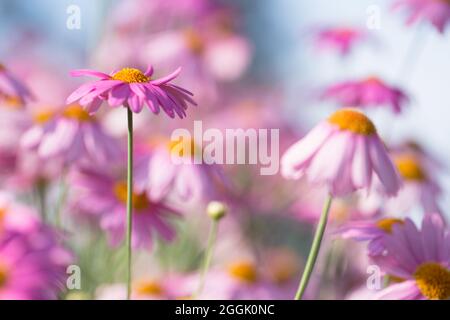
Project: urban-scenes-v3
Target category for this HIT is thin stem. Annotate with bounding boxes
[54,169,68,229]
[294,194,333,300]
[36,180,47,223]
[125,107,134,300]
[194,220,219,298]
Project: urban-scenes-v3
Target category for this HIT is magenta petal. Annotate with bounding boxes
[150,67,181,85]
[66,82,97,104]
[373,280,421,300]
[70,69,111,79]
[108,84,130,107]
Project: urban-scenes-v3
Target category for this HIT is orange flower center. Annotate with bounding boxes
[184,29,205,55]
[376,218,404,233]
[0,263,8,288]
[414,263,450,300]
[394,155,426,181]
[33,110,55,124]
[0,93,23,109]
[328,109,376,135]
[63,105,92,122]
[134,280,164,296]
[113,181,149,211]
[168,137,200,158]
[365,76,383,85]
[228,261,258,283]
[112,68,150,83]
[0,63,5,72]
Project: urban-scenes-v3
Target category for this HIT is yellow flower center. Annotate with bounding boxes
[0,263,8,288]
[267,251,299,284]
[228,261,258,283]
[113,181,149,211]
[0,93,23,109]
[184,29,205,55]
[0,63,5,72]
[63,105,92,122]
[168,137,200,158]
[328,109,377,135]
[414,263,450,300]
[33,109,55,124]
[365,76,383,85]
[376,218,404,233]
[112,68,150,83]
[394,155,426,181]
[134,280,164,296]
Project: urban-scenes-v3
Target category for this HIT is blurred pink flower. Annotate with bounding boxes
[281,109,402,197]
[186,260,294,300]
[134,138,229,203]
[96,276,191,300]
[322,77,409,114]
[0,195,72,299]
[69,166,181,249]
[358,151,442,217]
[20,105,120,165]
[373,213,450,300]
[142,29,252,83]
[0,63,32,107]
[66,66,196,117]
[313,26,368,57]
[393,0,450,33]
[0,192,41,233]
[336,217,405,256]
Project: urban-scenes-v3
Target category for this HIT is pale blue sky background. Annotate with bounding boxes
[1,0,449,217]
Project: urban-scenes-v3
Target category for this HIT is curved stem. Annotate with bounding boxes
[126,107,134,300]
[294,194,333,300]
[194,220,219,298]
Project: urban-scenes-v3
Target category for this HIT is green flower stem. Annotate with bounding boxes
[294,194,333,300]
[126,107,134,300]
[194,219,219,298]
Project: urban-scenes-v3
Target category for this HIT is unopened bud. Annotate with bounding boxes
[207,201,227,221]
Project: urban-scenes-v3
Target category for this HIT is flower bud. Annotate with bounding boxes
[207,201,227,221]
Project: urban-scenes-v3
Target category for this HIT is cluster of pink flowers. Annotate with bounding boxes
[0,0,449,301]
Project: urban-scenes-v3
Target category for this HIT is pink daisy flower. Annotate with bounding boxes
[96,276,191,300]
[134,138,229,203]
[373,213,450,300]
[20,104,120,165]
[66,66,196,117]
[358,151,442,217]
[185,260,291,300]
[322,77,409,114]
[69,166,181,249]
[0,231,72,300]
[0,196,72,300]
[281,109,402,197]
[393,0,450,33]
[313,26,368,57]
[336,217,406,256]
[0,63,32,107]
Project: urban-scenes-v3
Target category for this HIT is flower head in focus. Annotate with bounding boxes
[322,77,409,114]
[373,213,450,300]
[66,66,196,117]
[282,108,402,197]
[393,0,450,33]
